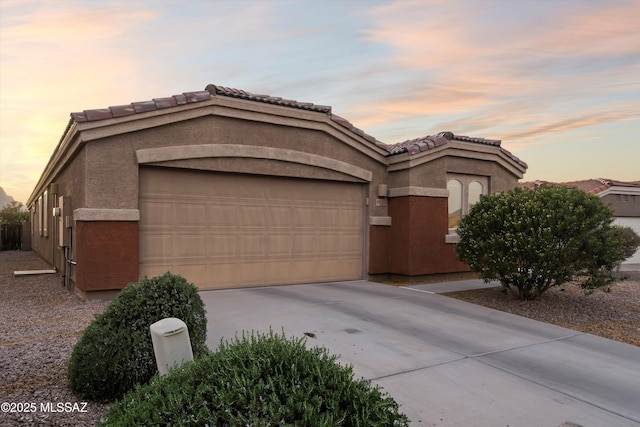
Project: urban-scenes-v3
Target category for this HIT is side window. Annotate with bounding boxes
[43,190,48,237]
[468,181,483,208]
[447,179,463,228]
[38,195,43,236]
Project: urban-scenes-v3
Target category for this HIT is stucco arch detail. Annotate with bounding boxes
[135,144,373,182]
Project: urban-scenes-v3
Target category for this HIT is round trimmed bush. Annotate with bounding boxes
[68,272,207,402]
[101,330,409,426]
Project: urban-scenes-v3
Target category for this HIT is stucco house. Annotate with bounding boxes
[521,179,640,264]
[27,83,527,298]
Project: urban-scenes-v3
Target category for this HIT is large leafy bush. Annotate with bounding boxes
[101,330,409,426]
[615,225,640,260]
[456,184,626,300]
[68,272,207,401]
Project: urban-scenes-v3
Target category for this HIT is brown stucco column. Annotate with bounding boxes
[74,209,139,293]
[368,217,392,274]
[388,192,469,276]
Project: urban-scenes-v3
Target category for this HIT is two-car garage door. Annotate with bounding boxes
[139,168,365,290]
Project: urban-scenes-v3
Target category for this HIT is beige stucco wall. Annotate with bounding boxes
[601,193,640,217]
[81,113,390,218]
[388,149,522,193]
[29,146,87,276]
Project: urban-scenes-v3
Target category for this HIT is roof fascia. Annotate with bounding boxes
[26,121,81,206]
[387,141,527,178]
[598,186,640,197]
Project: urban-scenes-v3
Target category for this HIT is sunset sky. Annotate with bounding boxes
[1,0,639,204]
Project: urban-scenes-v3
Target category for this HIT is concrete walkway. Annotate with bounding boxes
[200,279,640,426]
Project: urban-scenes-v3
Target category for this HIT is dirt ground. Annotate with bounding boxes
[1,250,638,426]
[444,272,640,347]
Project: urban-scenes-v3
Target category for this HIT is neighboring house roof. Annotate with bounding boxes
[68,83,523,161]
[520,179,640,195]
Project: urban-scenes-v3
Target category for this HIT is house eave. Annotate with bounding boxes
[387,140,527,179]
[598,186,640,198]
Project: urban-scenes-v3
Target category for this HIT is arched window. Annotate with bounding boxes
[468,181,483,208]
[447,179,463,228]
[447,176,489,233]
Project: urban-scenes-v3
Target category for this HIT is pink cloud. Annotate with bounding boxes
[354,0,640,147]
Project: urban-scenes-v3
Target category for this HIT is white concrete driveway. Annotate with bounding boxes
[200,280,640,427]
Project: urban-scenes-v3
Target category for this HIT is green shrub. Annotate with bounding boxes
[457,184,626,300]
[68,272,207,402]
[616,225,640,260]
[101,330,409,426]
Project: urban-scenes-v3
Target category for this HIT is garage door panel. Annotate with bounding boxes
[206,204,237,226]
[173,264,208,284]
[206,235,237,257]
[292,235,317,254]
[141,201,174,226]
[267,207,293,226]
[236,261,267,284]
[335,209,361,227]
[293,208,323,227]
[141,265,170,280]
[289,260,317,282]
[238,205,268,227]
[182,204,207,226]
[143,234,174,259]
[236,235,266,256]
[264,261,294,283]
[340,233,363,252]
[176,234,207,257]
[140,168,364,290]
[207,264,238,287]
[267,235,293,256]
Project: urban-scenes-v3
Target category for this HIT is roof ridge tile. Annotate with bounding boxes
[205,83,332,113]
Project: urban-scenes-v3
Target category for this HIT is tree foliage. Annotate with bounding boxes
[615,225,640,260]
[456,184,626,300]
[0,201,29,224]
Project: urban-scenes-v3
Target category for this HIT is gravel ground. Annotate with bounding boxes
[1,251,638,426]
[0,251,109,426]
[444,272,640,347]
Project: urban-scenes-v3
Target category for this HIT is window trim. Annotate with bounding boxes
[446,175,489,241]
[38,195,43,236]
[42,190,48,237]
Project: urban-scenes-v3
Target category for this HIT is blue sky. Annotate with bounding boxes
[1,0,639,204]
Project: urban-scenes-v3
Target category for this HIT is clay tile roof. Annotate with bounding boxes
[66,83,526,164]
[519,178,640,194]
[71,90,212,123]
[569,179,614,194]
[386,131,526,167]
[84,108,113,121]
[152,97,178,109]
[71,84,337,123]
[205,84,332,113]
[132,100,157,114]
[110,104,137,118]
[329,114,389,152]
[387,133,449,155]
